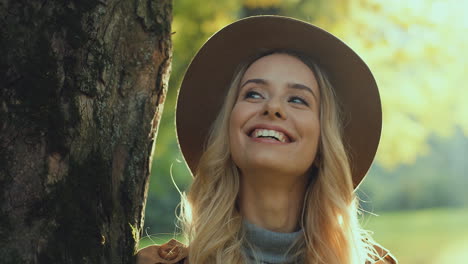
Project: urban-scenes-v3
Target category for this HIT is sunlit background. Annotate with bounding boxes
[141,0,468,263]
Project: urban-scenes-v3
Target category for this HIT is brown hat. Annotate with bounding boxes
[176,15,381,188]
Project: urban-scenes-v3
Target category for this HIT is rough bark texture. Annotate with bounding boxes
[0,0,172,263]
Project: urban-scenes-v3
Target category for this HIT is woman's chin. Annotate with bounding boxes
[241,158,306,178]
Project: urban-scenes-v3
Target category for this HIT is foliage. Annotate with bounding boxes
[358,129,468,212]
[329,0,468,168]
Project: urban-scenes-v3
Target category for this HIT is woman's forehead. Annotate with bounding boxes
[240,53,319,93]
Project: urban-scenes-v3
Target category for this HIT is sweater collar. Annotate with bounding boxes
[242,220,303,263]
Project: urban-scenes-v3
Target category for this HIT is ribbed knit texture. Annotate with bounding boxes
[243,220,303,264]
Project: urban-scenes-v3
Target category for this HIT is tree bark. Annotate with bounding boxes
[0,0,172,263]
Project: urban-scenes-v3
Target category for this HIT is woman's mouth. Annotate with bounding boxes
[249,128,291,143]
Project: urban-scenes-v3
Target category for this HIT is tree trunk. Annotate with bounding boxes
[0,0,172,263]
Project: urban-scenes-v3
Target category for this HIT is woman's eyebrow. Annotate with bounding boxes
[288,83,317,101]
[240,78,268,88]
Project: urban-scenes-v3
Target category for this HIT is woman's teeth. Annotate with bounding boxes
[252,129,287,143]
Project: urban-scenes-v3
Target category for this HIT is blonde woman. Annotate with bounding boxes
[138,16,397,264]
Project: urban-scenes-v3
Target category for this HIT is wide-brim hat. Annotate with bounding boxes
[176,15,381,188]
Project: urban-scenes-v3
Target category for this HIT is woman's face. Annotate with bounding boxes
[229,53,321,178]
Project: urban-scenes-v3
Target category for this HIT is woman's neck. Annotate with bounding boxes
[238,170,308,233]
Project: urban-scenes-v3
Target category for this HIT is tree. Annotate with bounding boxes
[0,0,172,263]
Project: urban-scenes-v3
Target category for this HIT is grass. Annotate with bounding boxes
[362,207,468,264]
[138,207,468,263]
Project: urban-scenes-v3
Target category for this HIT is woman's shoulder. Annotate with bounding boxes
[136,239,189,264]
[369,243,398,264]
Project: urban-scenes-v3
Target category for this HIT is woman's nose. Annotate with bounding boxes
[262,98,287,120]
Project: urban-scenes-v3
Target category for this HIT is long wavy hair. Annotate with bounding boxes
[179,50,381,263]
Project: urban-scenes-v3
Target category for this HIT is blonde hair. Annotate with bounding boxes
[180,50,381,263]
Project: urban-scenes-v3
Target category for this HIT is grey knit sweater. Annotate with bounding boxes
[242,220,304,264]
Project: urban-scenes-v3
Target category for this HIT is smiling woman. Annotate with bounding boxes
[137,16,397,264]
[230,53,321,186]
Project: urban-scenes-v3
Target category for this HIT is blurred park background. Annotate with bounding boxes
[140,0,468,263]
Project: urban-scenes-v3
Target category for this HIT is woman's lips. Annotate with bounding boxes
[250,136,287,144]
[251,128,289,143]
[247,125,293,143]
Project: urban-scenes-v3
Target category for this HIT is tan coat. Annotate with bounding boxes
[136,239,397,264]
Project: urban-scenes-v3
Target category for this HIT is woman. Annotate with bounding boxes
[138,16,397,264]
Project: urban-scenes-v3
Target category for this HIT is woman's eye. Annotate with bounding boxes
[244,91,263,99]
[289,96,309,106]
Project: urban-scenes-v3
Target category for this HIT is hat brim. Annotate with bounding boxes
[176,16,381,189]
